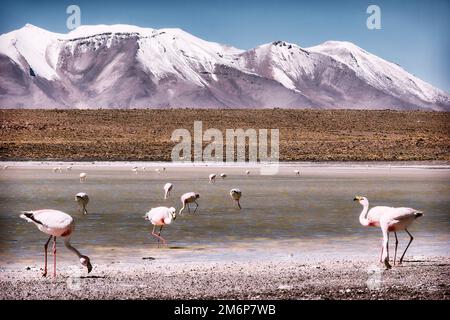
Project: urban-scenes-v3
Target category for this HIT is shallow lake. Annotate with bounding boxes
[0,162,448,266]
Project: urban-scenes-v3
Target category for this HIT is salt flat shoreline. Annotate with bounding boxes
[0,257,448,300]
[1,160,449,169]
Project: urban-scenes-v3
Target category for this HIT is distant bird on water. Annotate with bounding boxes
[209,173,217,183]
[179,192,200,215]
[294,169,300,175]
[245,170,250,175]
[144,206,177,245]
[79,172,87,182]
[354,196,423,269]
[75,192,89,214]
[230,188,242,209]
[220,173,227,178]
[20,209,92,277]
[164,183,173,199]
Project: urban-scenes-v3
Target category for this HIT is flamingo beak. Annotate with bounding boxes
[87,261,93,273]
[353,196,361,201]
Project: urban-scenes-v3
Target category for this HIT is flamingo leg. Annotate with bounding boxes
[43,235,52,277]
[187,204,191,214]
[399,229,414,264]
[157,225,164,247]
[382,228,391,269]
[52,236,57,277]
[379,242,383,263]
[393,232,399,266]
[193,201,199,214]
[237,200,241,209]
[151,225,166,245]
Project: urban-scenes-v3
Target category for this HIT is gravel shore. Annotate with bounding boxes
[1,257,448,300]
[1,109,449,161]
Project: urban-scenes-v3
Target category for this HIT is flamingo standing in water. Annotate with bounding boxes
[79,172,87,181]
[20,209,92,277]
[230,188,242,209]
[179,192,200,215]
[75,192,89,214]
[144,207,177,245]
[164,183,173,199]
[354,196,423,269]
[294,169,300,175]
[209,174,217,183]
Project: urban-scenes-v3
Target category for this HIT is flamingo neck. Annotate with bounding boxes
[359,204,370,226]
[64,238,83,259]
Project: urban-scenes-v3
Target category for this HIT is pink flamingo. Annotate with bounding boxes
[20,209,92,277]
[144,207,177,245]
[164,183,173,199]
[354,196,423,268]
[230,188,242,209]
[354,196,387,262]
[179,192,200,215]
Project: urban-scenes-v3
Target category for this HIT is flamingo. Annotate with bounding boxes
[230,188,242,209]
[144,207,177,245]
[132,168,138,174]
[294,169,300,175]
[164,183,173,199]
[67,166,72,171]
[179,192,200,215]
[79,172,87,182]
[53,167,62,173]
[20,209,92,277]
[209,173,217,183]
[75,192,89,214]
[3,165,9,170]
[245,170,250,175]
[354,196,423,269]
[354,196,387,262]
[155,168,161,174]
[220,173,227,178]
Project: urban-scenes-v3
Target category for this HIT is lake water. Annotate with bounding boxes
[0,162,449,266]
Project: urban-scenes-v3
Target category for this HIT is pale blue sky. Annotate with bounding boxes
[0,0,448,92]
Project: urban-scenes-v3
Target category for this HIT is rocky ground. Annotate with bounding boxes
[1,109,449,161]
[0,257,448,300]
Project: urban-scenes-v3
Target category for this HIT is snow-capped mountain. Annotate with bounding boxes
[0,24,448,110]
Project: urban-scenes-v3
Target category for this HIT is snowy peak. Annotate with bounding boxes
[0,24,448,110]
[308,40,449,104]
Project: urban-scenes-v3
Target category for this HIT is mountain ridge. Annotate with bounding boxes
[0,24,448,110]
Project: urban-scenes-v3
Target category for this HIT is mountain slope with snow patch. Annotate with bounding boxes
[0,24,448,110]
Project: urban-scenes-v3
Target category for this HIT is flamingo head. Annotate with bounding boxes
[80,256,92,273]
[169,207,177,220]
[195,193,200,199]
[354,196,369,206]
